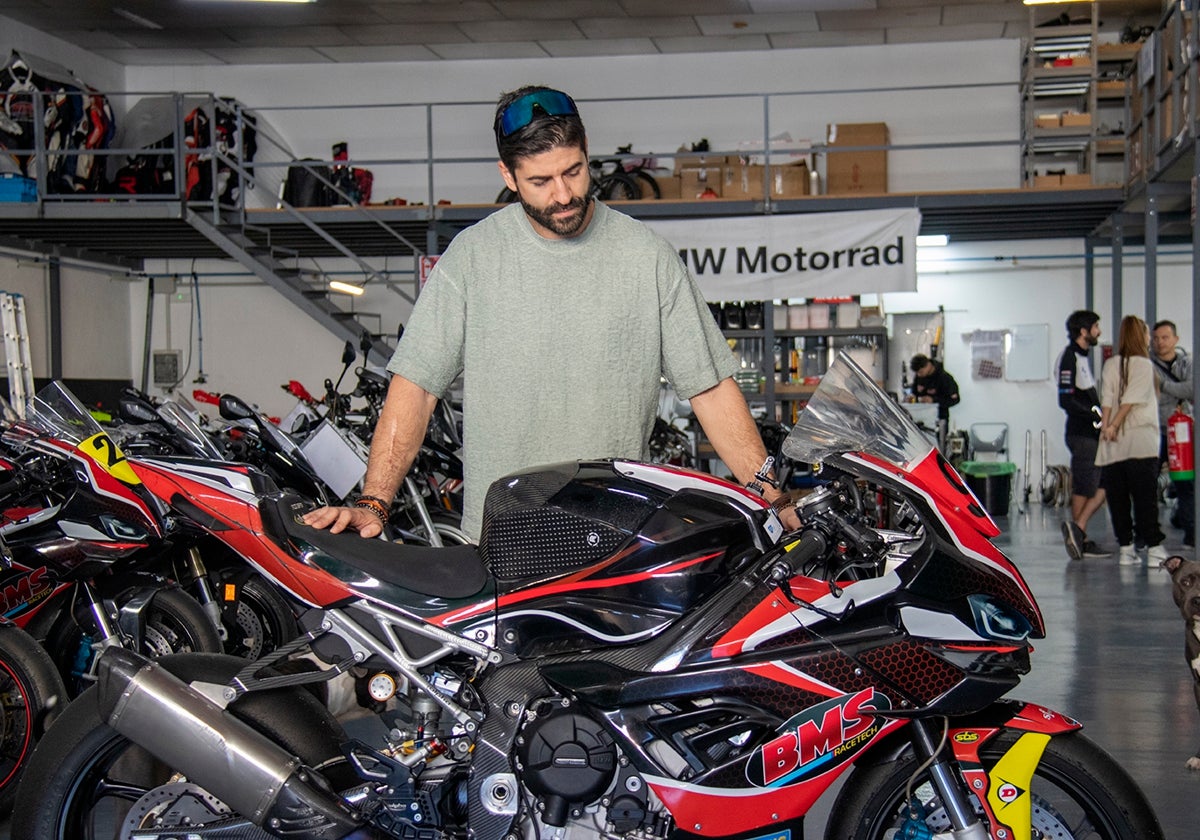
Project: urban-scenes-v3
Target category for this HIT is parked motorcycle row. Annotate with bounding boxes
[0,351,1165,839]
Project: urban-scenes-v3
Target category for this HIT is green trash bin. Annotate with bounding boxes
[959,460,1016,516]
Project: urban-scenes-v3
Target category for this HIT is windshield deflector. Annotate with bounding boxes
[782,352,935,469]
[26,381,105,445]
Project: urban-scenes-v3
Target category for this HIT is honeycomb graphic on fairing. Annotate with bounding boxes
[857,639,961,702]
[916,552,1039,630]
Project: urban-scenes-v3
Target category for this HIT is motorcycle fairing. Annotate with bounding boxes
[945,701,1080,840]
[131,459,356,608]
[838,451,1044,637]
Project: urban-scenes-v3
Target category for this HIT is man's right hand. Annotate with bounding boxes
[302,505,385,538]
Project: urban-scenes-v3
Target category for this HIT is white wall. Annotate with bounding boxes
[0,13,124,94]
[123,39,1022,207]
[0,257,133,382]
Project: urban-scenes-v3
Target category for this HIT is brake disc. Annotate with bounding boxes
[119,780,237,838]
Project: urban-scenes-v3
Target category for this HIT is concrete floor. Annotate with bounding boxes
[0,502,1193,839]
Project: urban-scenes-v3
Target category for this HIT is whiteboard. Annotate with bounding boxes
[1005,323,1050,381]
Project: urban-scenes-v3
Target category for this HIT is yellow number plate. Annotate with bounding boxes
[80,433,142,485]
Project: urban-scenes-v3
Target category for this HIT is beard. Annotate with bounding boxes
[1085,333,1099,347]
[519,190,592,237]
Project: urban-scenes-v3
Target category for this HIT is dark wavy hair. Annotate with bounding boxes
[494,85,587,172]
[1065,309,1100,340]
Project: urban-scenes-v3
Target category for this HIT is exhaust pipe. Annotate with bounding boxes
[96,648,386,840]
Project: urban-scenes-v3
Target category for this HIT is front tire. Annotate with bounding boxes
[824,729,1164,840]
[0,625,67,817]
[11,652,348,840]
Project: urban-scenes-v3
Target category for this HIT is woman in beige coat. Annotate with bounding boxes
[1095,315,1165,565]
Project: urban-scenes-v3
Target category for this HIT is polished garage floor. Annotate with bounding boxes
[0,503,1193,839]
[962,503,1195,840]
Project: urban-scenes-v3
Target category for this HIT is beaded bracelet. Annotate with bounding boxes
[771,495,796,513]
[353,496,388,522]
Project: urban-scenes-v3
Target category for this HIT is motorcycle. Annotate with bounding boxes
[110,387,300,661]
[11,352,1162,840]
[0,381,222,698]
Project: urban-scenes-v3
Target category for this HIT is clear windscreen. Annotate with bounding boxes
[782,351,936,469]
[25,381,105,444]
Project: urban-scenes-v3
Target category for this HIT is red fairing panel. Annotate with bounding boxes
[850,451,1044,635]
[131,461,354,607]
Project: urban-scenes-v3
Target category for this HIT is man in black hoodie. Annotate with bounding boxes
[1057,310,1108,560]
[910,354,960,452]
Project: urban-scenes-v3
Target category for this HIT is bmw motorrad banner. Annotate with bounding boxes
[646,207,920,300]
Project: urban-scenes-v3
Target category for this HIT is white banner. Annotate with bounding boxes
[646,207,921,300]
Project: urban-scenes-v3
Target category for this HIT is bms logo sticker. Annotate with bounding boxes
[747,687,891,787]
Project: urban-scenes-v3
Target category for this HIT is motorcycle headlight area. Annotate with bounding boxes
[898,595,1031,644]
[966,594,1032,643]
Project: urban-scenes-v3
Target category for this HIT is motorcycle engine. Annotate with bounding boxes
[517,703,619,827]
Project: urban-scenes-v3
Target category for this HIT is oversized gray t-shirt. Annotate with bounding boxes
[388,201,737,539]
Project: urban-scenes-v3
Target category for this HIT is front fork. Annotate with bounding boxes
[909,718,990,840]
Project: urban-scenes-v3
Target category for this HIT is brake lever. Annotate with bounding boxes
[774,568,856,621]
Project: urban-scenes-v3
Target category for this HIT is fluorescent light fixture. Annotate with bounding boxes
[189,0,315,3]
[328,280,364,296]
[916,234,949,247]
[113,7,163,29]
[1023,0,1093,5]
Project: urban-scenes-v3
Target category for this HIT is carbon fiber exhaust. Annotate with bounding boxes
[96,647,386,840]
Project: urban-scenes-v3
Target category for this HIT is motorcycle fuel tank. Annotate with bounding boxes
[479,461,772,658]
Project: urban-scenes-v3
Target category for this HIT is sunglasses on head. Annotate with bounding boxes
[496,89,578,138]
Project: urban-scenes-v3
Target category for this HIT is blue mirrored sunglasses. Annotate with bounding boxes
[496,90,578,138]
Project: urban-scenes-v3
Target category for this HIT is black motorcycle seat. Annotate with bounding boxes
[268,498,488,599]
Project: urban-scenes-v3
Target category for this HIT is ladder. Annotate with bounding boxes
[0,292,34,419]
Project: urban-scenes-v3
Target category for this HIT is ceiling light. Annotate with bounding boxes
[916,234,949,247]
[113,7,163,29]
[1023,0,1093,5]
[189,0,316,4]
[329,280,364,296]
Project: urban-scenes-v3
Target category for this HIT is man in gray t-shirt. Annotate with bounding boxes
[305,85,799,541]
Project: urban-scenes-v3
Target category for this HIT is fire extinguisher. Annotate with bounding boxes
[1168,405,1195,481]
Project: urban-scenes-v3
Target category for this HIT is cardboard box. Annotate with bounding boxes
[1060,111,1092,128]
[655,174,682,200]
[679,166,724,199]
[735,132,813,168]
[1035,113,1062,129]
[674,146,730,175]
[1059,173,1092,188]
[825,122,888,195]
[1032,174,1063,188]
[721,163,811,200]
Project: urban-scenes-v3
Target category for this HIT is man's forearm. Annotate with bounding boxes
[361,375,438,503]
[689,378,785,504]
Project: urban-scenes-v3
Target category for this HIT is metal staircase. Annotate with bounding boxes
[179,97,428,368]
[185,210,399,366]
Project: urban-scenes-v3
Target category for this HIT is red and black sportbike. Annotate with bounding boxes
[0,382,221,699]
[12,353,1162,840]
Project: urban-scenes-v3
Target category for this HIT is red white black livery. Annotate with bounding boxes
[12,353,1162,840]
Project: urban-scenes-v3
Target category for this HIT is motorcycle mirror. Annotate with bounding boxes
[218,394,258,423]
[117,395,159,425]
[341,340,356,366]
[359,331,372,358]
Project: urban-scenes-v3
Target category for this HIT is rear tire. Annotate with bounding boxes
[824,729,1164,840]
[0,625,66,817]
[218,571,298,660]
[11,652,348,840]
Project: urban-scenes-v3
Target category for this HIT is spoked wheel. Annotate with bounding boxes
[824,731,1163,840]
[10,654,351,840]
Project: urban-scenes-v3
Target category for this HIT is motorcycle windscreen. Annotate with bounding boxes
[783,352,999,535]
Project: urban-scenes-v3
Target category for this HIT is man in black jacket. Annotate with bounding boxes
[910,354,960,452]
[1057,310,1108,560]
